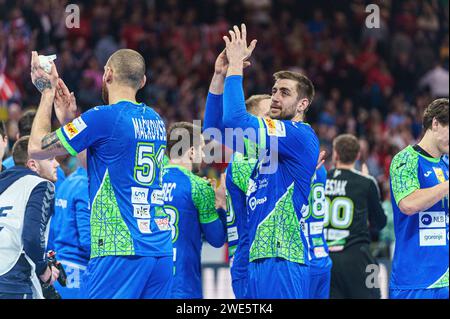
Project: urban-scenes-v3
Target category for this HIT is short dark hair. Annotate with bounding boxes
[18,110,36,137]
[333,134,360,164]
[423,98,449,130]
[167,122,202,159]
[273,71,315,107]
[246,94,271,114]
[12,136,30,167]
[0,120,6,138]
[108,49,146,90]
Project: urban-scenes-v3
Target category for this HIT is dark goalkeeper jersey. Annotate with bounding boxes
[324,168,387,252]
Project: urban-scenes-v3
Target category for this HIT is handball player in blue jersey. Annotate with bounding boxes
[163,122,227,298]
[202,48,271,299]
[221,24,319,299]
[28,49,173,299]
[306,165,333,299]
[389,98,449,299]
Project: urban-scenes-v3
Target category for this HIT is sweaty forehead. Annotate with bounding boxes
[273,79,297,92]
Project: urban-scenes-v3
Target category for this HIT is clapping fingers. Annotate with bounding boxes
[30,51,40,71]
[245,39,257,60]
[233,25,241,42]
[57,79,70,99]
[241,23,247,44]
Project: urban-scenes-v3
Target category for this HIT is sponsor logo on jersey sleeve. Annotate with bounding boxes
[433,168,446,183]
[249,196,267,211]
[227,226,238,242]
[264,118,286,137]
[151,189,165,205]
[133,204,150,218]
[131,187,149,204]
[137,219,152,234]
[155,217,171,231]
[419,212,446,228]
[419,229,446,246]
[63,117,87,140]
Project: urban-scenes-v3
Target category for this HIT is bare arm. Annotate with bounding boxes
[28,51,69,160]
[399,181,449,215]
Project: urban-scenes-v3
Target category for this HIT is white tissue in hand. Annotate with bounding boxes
[38,54,57,73]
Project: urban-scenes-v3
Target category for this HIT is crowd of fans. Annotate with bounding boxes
[1,0,449,204]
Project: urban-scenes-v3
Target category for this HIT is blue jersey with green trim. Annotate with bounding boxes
[390,145,449,289]
[56,101,172,259]
[162,165,226,299]
[305,166,332,271]
[245,119,319,265]
[223,75,320,265]
[226,150,257,282]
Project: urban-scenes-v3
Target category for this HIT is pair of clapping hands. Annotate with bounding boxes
[30,51,77,125]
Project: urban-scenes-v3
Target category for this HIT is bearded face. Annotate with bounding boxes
[270,79,300,121]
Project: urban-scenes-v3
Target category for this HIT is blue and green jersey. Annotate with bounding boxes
[56,101,172,259]
[223,76,320,265]
[304,166,332,272]
[226,141,258,282]
[163,164,226,299]
[390,145,449,289]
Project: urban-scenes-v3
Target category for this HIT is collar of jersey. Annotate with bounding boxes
[407,145,441,163]
[117,99,142,106]
[165,164,192,174]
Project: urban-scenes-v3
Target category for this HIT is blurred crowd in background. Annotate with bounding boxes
[1,0,449,253]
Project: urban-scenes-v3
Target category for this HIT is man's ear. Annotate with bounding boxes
[105,66,113,84]
[27,159,39,173]
[432,117,439,131]
[139,75,147,89]
[356,151,361,162]
[297,98,309,114]
[188,146,195,162]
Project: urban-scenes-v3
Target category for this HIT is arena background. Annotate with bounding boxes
[0,0,448,299]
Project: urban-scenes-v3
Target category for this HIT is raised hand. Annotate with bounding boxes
[30,51,58,94]
[222,24,257,75]
[54,78,78,125]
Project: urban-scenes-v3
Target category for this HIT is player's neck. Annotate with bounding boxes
[169,158,193,172]
[291,113,304,122]
[107,86,138,105]
[335,162,354,170]
[417,132,442,158]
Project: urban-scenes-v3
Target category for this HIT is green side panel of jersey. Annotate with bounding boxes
[390,146,420,205]
[249,184,305,264]
[229,245,237,257]
[231,152,257,193]
[90,170,134,258]
[190,173,219,224]
[428,268,449,289]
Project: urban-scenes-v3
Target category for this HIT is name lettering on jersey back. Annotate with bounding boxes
[132,118,166,141]
[162,183,177,202]
[325,179,348,196]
